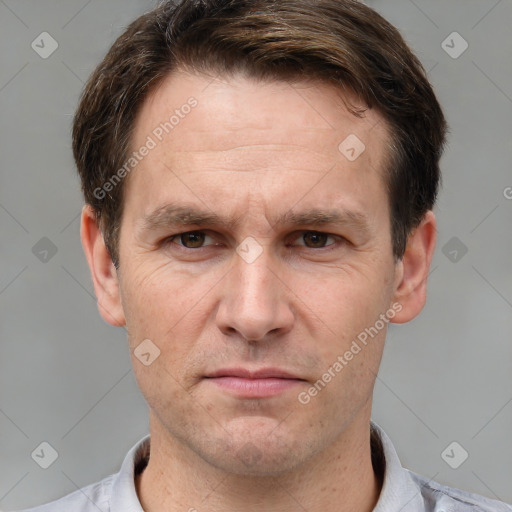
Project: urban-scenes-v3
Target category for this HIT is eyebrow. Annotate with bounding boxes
[138,203,371,236]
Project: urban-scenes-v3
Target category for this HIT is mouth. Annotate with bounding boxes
[204,367,307,398]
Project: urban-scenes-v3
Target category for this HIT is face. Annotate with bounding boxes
[83,69,433,476]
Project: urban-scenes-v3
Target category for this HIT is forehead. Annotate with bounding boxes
[125,69,390,223]
[133,69,388,152]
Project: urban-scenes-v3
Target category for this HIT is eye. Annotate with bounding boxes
[292,231,339,249]
[166,231,215,249]
[163,230,343,253]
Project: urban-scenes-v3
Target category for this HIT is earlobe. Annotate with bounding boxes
[80,205,126,327]
[390,211,437,324]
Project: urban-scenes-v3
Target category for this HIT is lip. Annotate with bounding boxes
[204,368,306,398]
[205,367,302,379]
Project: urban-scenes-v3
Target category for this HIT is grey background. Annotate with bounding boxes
[0,0,511,509]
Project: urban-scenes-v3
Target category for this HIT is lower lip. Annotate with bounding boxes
[205,377,304,398]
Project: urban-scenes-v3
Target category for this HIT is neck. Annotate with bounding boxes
[135,413,383,512]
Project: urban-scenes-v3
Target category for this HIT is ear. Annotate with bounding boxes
[390,210,436,324]
[80,204,126,327]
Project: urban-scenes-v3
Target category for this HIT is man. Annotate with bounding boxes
[15,0,511,511]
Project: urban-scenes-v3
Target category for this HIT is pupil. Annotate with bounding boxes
[183,232,204,248]
[305,232,327,247]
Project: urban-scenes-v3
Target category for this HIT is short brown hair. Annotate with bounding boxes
[73,0,447,268]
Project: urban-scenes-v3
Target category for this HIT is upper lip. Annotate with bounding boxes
[205,367,304,380]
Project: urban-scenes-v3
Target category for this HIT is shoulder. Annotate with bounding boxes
[408,470,512,512]
[11,473,115,512]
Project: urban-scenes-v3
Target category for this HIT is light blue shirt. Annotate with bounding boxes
[13,421,512,512]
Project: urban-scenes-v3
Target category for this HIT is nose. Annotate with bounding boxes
[215,247,295,342]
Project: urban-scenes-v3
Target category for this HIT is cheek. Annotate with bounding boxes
[303,262,393,326]
[294,262,394,389]
[122,261,193,324]
[302,278,389,405]
[120,261,221,371]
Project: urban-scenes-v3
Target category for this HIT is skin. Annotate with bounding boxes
[81,69,436,512]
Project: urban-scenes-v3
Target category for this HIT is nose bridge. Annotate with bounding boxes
[216,244,293,341]
[233,244,278,310]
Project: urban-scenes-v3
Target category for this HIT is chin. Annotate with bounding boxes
[199,420,310,476]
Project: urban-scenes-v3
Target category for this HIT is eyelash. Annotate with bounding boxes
[162,230,344,252]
